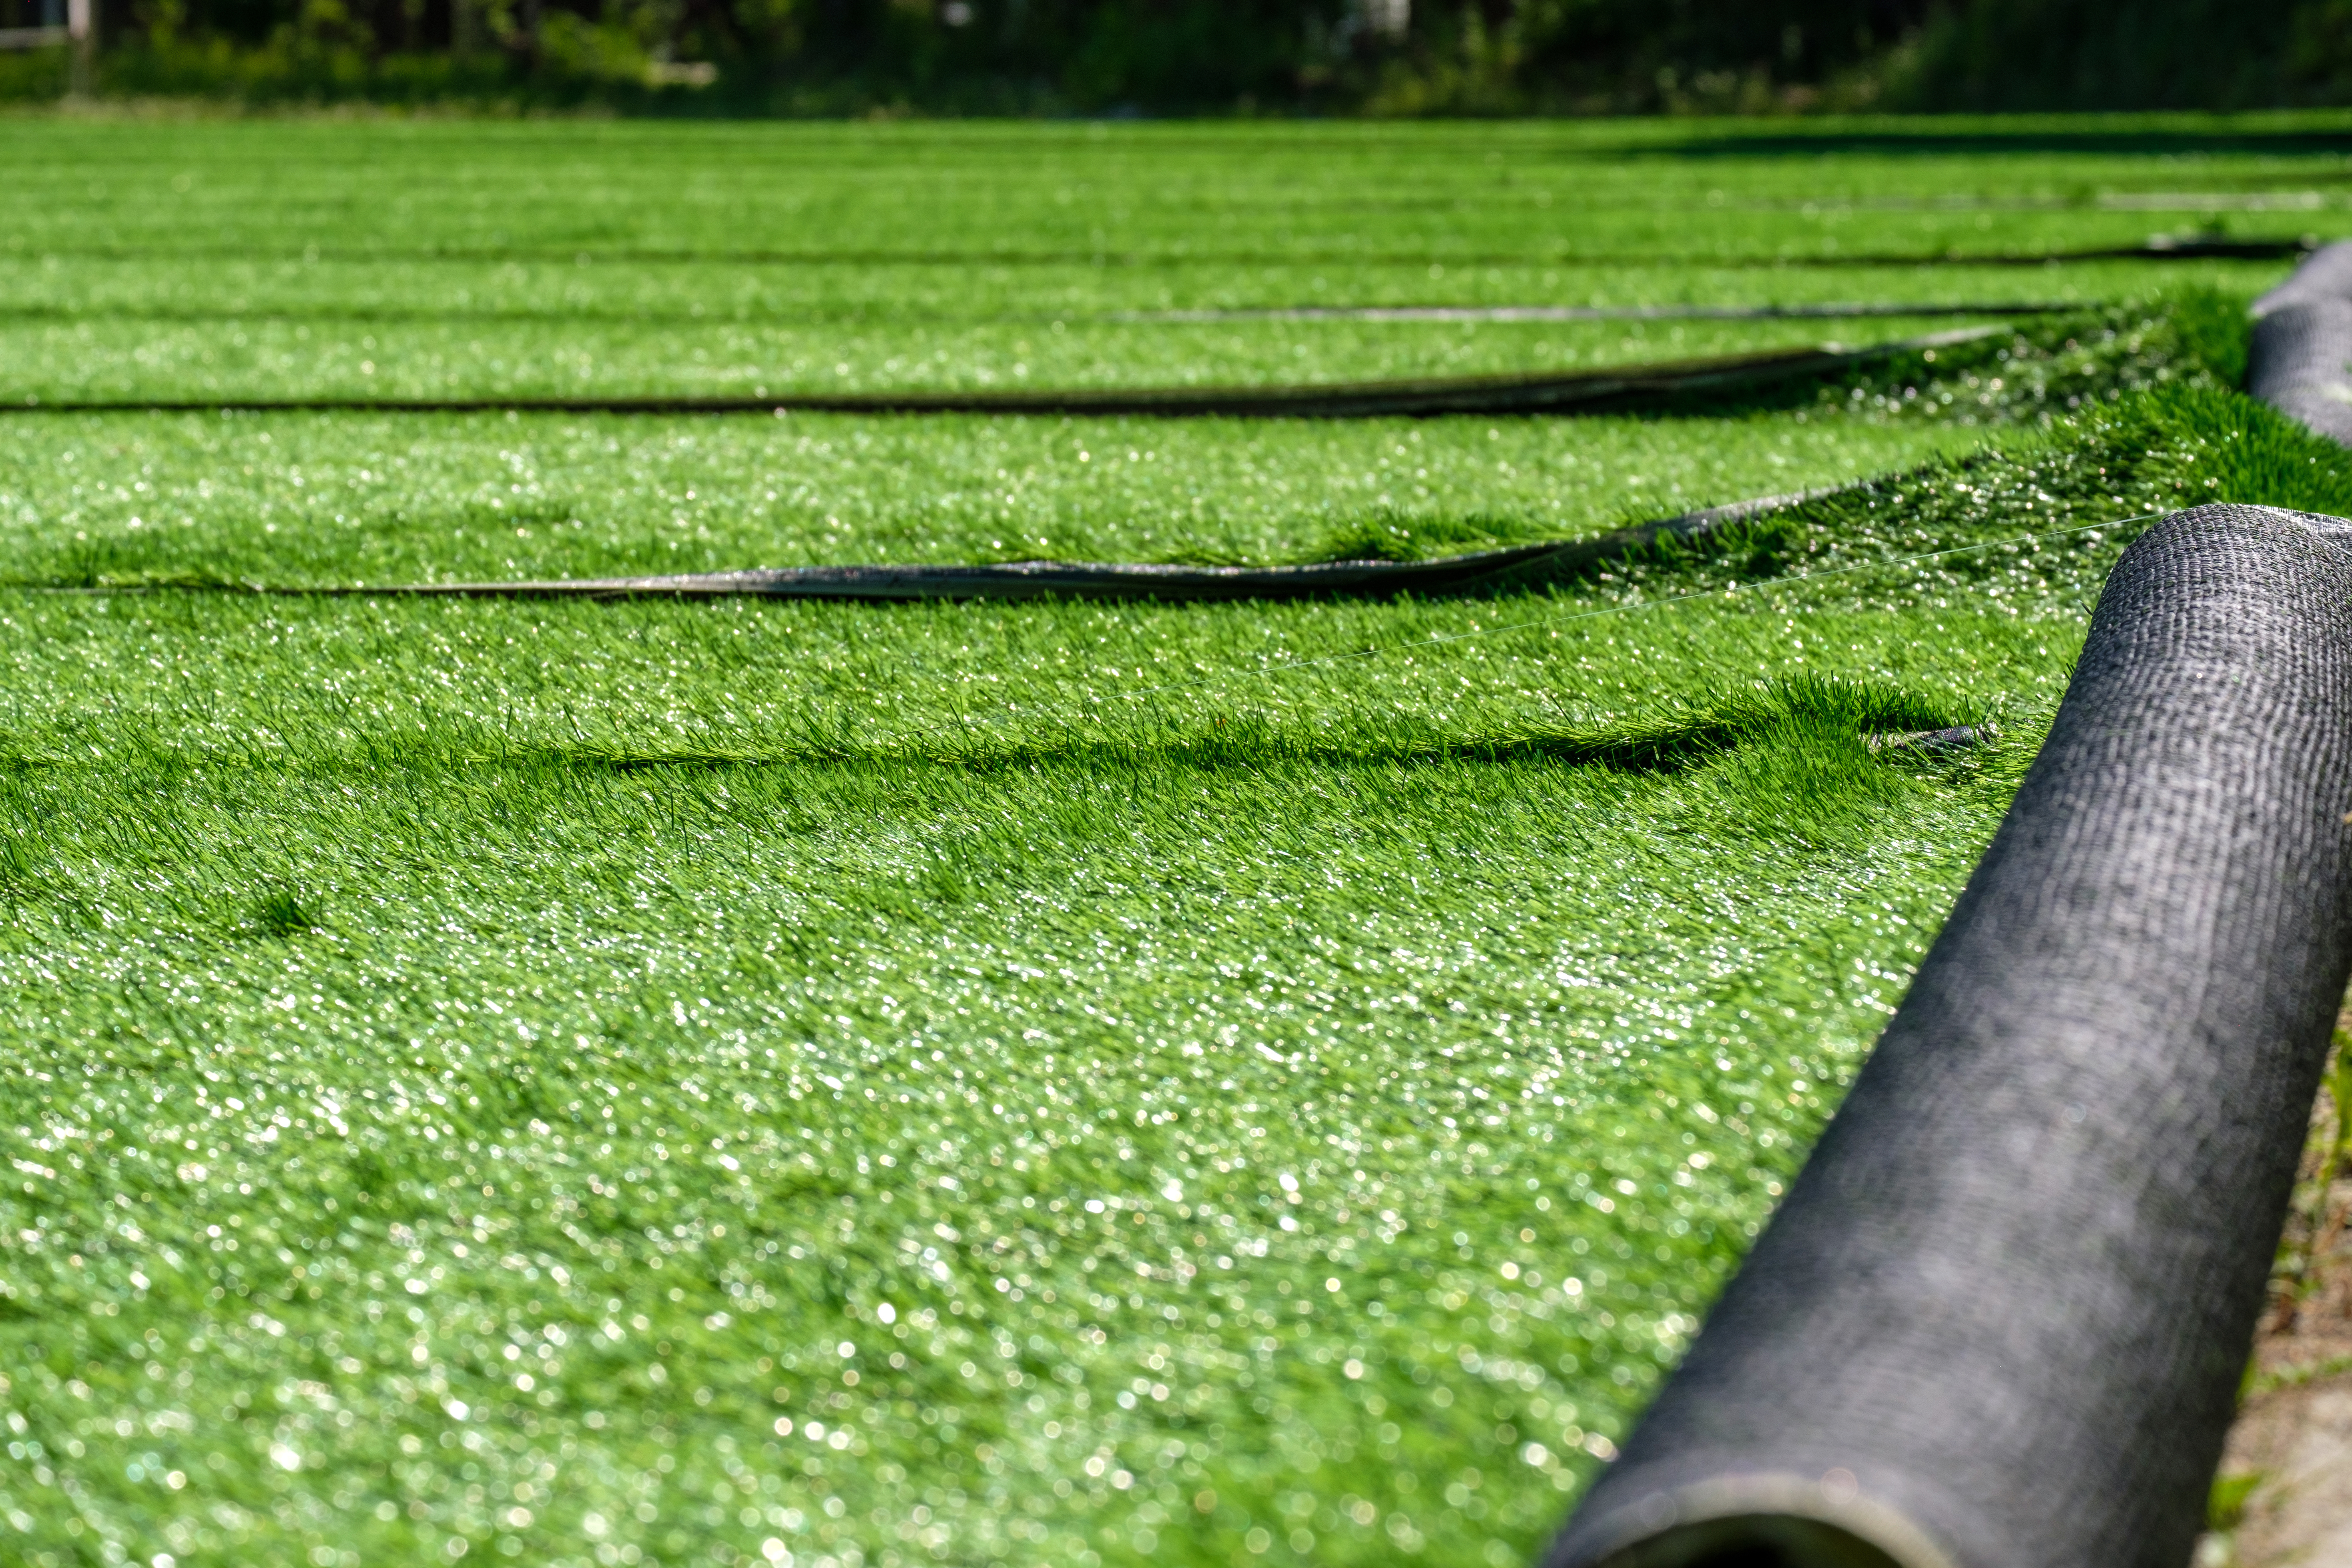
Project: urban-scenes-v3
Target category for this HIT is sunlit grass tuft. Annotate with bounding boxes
[249,884,321,939]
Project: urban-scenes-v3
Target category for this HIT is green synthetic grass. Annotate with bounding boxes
[0,116,2320,402]
[1,386,2309,1568]
[0,301,2241,588]
[0,315,2004,404]
[0,576,2067,1568]
[0,409,1968,587]
[0,706,2014,1568]
[0,118,2344,1568]
[13,118,2348,266]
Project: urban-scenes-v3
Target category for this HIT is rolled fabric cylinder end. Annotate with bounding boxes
[1557,1473,1960,1568]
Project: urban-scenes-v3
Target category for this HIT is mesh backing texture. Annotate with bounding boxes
[1541,504,2352,1568]
[2247,241,2352,443]
[2252,239,2352,318]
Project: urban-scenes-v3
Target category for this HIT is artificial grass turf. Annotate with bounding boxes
[0,116,2342,1568]
[0,257,2262,321]
[0,255,2277,405]
[0,721,2011,1568]
[0,313,2013,406]
[12,117,2352,271]
[0,586,2057,1568]
[5,379,2336,1568]
[0,408,1972,588]
[0,117,2328,404]
[0,298,2244,590]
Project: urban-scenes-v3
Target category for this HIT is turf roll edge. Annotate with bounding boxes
[307,491,1807,602]
[2251,240,2352,444]
[0,328,1992,420]
[1543,502,2352,1568]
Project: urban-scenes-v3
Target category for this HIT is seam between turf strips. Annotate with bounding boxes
[0,327,1993,419]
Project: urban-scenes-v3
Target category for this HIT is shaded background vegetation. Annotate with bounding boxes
[0,0,2347,118]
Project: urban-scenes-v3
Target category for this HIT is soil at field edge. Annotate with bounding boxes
[2208,1015,2352,1566]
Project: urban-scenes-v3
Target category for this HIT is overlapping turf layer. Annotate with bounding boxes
[2,117,2350,1568]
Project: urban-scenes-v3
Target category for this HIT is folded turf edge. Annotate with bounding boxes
[0,328,1995,420]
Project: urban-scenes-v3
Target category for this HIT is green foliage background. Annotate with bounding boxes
[11,0,2352,114]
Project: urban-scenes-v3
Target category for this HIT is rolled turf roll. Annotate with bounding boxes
[2248,241,2352,444]
[1542,504,2352,1568]
[2252,239,2352,317]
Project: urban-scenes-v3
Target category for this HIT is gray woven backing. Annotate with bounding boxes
[2252,239,2352,318]
[2246,241,2352,444]
[2247,299,2352,445]
[1542,504,2352,1568]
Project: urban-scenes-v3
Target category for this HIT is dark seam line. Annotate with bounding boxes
[0,328,1994,420]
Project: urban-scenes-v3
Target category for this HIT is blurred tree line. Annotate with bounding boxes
[2,0,2350,112]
